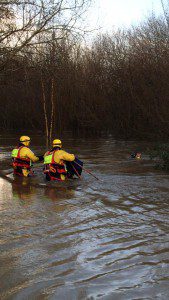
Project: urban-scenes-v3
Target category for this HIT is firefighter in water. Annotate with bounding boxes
[11,136,43,177]
[43,139,75,181]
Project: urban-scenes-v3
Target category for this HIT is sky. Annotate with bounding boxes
[85,0,165,33]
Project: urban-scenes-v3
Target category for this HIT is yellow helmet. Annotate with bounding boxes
[19,136,31,146]
[52,139,62,148]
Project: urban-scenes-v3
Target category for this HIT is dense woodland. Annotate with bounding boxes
[1,1,169,142]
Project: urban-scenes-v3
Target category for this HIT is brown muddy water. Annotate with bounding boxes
[0,134,169,300]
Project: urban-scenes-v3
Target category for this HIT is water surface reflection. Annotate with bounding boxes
[0,136,169,299]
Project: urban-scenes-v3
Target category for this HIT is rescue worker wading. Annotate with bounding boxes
[11,136,43,177]
[44,139,75,181]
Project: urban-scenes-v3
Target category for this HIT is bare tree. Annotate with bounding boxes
[0,0,91,68]
[0,0,91,146]
[161,0,169,28]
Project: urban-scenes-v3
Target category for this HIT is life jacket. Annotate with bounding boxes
[43,149,67,181]
[11,146,31,170]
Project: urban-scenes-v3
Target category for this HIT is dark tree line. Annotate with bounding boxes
[1,1,169,140]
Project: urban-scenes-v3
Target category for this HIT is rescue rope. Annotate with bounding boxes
[69,162,81,179]
[73,160,101,181]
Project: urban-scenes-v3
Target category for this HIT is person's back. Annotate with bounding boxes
[11,136,41,177]
[44,139,75,181]
[52,149,75,164]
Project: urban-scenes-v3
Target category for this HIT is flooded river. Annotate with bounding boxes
[0,135,169,299]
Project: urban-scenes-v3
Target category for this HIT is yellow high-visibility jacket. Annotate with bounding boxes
[11,146,39,177]
[44,149,75,164]
[18,147,39,163]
